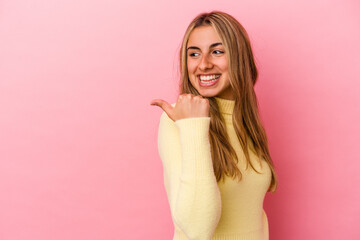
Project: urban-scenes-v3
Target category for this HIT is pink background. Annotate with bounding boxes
[0,0,359,239]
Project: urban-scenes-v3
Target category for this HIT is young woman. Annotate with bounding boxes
[150,11,278,240]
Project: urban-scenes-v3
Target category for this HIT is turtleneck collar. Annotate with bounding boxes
[214,97,235,115]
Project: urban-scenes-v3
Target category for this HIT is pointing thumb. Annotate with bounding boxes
[150,99,174,121]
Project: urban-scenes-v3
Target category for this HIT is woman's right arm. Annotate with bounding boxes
[157,108,222,240]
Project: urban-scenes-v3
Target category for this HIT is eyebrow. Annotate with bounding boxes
[187,42,223,51]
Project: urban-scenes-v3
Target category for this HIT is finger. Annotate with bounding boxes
[150,99,174,118]
[150,99,159,105]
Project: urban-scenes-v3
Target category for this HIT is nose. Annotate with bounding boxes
[198,54,213,71]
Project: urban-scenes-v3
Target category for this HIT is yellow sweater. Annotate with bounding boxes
[157,97,272,240]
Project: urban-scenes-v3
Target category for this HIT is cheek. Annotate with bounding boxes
[219,61,228,71]
[216,57,228,70]
[187,60,197,73]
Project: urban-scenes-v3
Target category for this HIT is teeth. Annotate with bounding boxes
[199,74,220,81]
[201,78,217,83]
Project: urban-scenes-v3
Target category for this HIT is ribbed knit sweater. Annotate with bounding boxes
[157,96,272,240]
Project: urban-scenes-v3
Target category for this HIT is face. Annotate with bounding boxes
[186,25,234,100]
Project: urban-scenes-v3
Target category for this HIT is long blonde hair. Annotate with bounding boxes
[179,11,278,192]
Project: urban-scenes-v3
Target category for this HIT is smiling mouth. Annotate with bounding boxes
[198,74,221,82]
[198,74,221,87]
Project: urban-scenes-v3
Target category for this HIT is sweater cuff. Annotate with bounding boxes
[174,117,214,179]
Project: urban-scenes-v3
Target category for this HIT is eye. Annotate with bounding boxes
[213,50,224,54]
[189,52,200,57]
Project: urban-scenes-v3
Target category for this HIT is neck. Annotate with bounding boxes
[214,97,235,115]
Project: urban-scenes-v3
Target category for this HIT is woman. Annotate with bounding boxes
[150,11,278,240]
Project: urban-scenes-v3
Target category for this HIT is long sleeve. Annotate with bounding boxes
[157,108,222,240]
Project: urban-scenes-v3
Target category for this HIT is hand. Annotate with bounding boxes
[150,94,210,122]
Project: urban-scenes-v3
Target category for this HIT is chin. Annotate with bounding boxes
[197,91,218,98]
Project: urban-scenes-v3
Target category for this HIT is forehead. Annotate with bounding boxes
[187,25,222,48]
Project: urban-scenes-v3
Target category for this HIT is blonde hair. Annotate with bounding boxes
[179,11,278,192]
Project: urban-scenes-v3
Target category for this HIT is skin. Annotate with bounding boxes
[150,25,234,121]
[186,25,234,100]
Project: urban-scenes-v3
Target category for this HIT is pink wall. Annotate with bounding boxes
[0,0,359,239]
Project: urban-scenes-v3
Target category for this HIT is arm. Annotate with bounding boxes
[157,109,222,240]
